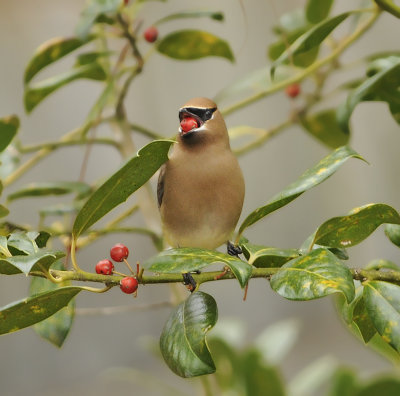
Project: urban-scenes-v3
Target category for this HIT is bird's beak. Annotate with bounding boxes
[178,108,203,137]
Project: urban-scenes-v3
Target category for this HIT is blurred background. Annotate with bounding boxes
[0,0,399,395]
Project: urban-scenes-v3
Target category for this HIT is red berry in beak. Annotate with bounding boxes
[180,117,199,134]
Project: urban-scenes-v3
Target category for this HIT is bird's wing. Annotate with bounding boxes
[157,163,166,208]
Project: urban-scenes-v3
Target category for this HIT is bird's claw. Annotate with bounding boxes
[227,241,242,257]
[182,272,197,293]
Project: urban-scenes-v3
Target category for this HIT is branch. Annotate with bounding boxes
[220,7,381,117]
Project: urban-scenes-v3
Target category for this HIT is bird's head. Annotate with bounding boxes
[178,97,229,146]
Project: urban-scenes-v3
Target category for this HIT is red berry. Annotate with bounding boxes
[110,243,129,262]
[180,117,199,133]
[120,277,138,294]
[285,84,301,98]
[95,259,114,275]
[144,26,158,43]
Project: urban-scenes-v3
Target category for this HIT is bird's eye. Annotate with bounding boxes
[183,107,216,122]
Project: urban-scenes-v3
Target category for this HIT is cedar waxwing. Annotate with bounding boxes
[157,97,245,253]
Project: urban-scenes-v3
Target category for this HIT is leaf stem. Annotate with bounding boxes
[220,7,381,117]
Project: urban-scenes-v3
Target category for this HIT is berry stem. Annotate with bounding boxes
[123,258,135,274]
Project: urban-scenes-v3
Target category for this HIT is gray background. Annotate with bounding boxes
[0,0,399,395]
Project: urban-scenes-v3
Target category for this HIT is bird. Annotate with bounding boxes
[157,97,245,256]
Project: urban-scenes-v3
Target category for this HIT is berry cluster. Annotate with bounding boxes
[95,243,139,295]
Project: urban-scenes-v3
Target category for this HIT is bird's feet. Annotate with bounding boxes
[182,272,197,293]
[227,241,242,257]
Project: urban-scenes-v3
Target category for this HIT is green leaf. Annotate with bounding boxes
[385,224,400,248]
[270,248,355,302]
[30,261,74,347]
[73,140,173,238]
[155,10,224,25]
[238,146,365,237]
[24,63,107,113]
[145,247,252,288]
[160,291,217,378]
[327,367,359,396]
[0,205,9,218]
[364,281,400,352]
[241,241,299,268]
[312,204,400,249]
[306,0,334,23]
[337,56,400,133]
[24,36,93,84]
[75,51,113,66]
[367,332,400,365]
[0,286,82,335]
[358,378,400,396]
[157,30,234,62]
[0,250,65,275]
[76,0,121,38]
[242,349,286,396]
[271,12,352,77]
[365,259,399,271]
[8,181,91,202]
[374,0,400,18]
[0,115,19,152]
[301,109,350,149]
[40,203,81,217]
[7,231,40,255]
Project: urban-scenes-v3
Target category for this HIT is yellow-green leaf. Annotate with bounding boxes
[364,281,400,352]
[312,204,400,249]
[270,248,355,302]
[0,115,19,152]
[157,30,234,62]
[306,0,334,23]
[0,286,82,335]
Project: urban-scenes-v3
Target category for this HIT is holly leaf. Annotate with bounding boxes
[0,250,65,275]
[24,63,107,113]
[8,181,91,202]
[385,224,400,248]
[270,248,355,302]
[73,140,174,238]
[155,10,224,25]
[305,0,334,24]
[145,247,252,288]
[160,291,217,378]
[0,286,82,335]
[312,203,400,249]
[271,12,352,78]
[337,56,400,133]
[241,241,299,268]
[24,36,93,84]
[364,281,400,352]
[0,115,19,152]
[30,261,74,348]
[301,109,349,149]
[238,146,365,238]
[157,30,234,62]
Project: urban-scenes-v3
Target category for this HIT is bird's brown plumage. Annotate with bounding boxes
[158,97,244,249]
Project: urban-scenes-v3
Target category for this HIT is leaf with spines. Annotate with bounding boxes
[301,109,350,149]
[145,247,252,288]
[160,291,217,378]
[364,281,400,352]
[312,204,400,249]
[7,181,91,202]
[271,12,353,78]
[241,242,299,268]
[30,261,74,347]
[24,36,93,84]
[157,30,234,62]
[0,115,19,152]
[24,63,107,113]
[73,140,174,239]
[0,286,82,335]
[238,146,365,238]
[270,248,355,302]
